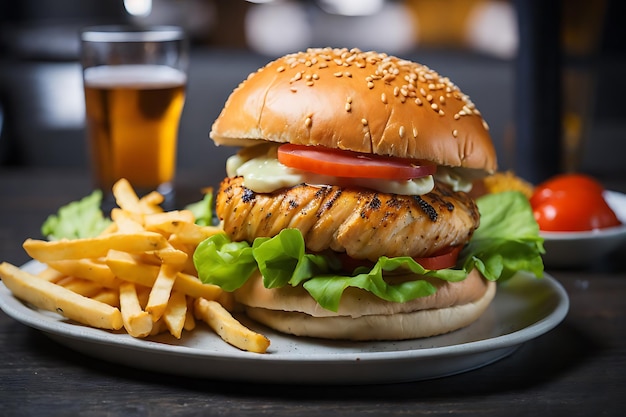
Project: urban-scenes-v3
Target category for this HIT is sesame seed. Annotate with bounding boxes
[347,96,353,103]
[439,96,445,104]
[482,120,490,131]
[367,81,375,89]
[393,86,400,97]
[312,73,319,80]
[399,126,406,138]
[334,72,343,77]
[426,94,433,102]
[381,93,387,104]
[306,81,314,86]
[452,129,458,137]
[319,63,328,69]
[361,118,368,126]
[415,98,422,106]
[345,102,352,112]
[431,103,438,110]
[454,113,460,120]
[439,110,445,116]
[277,66,285,73]
[345,72,352,78]
[412,127,418,138]
[290,87,297,93]
[305,117,312,127]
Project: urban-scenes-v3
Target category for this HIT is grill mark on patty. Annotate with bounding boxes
[413,195,438,222]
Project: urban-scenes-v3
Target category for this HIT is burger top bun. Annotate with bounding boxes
[210,47,497,173]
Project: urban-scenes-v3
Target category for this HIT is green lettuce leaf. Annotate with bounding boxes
[193,190,544,312]
[41,190,112,240]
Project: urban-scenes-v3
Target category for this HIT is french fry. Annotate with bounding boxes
[143,210,195,228]
[163,291,187,339]
[56,277,104,298]
[91,288,120,307]
[106,252,223,300]
[194,297,270,354]
[36,266,66,283]
[138,191,164,214]
[112,178,143,213]
[149,220,221,245]
[0,262,122,330]
[23,232,169,262]
[111,208,145,233]
[184,296,196,332]
[47,259,120,288]
[145,264,179,321]
[119,282,153,337]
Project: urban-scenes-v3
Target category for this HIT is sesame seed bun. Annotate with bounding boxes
[210,47,497,174]
[236,269,496,340]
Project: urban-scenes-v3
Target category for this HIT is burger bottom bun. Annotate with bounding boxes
[235,270,497,341]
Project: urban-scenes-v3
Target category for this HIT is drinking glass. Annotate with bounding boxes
[80,25,188,200]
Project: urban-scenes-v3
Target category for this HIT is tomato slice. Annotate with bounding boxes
[530,173,621,231]
[337,246,461,273]
[277,144,436,180]
[413,246,462,270]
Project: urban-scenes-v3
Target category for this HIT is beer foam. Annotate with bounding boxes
[84,65,187,88]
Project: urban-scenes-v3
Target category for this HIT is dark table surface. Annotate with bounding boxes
[1,168,625,417]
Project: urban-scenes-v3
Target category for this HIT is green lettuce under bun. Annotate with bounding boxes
[193,191,544,312]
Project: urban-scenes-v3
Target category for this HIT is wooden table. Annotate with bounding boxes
[1,168,625,416]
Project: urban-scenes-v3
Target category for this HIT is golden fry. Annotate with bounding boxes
[143,210,195,229]
[149,220,221,245]
[184,296,196,332]
[111,208,144,233]
[194,297,270,354]
[47,259,120,288]
[0,262,122,330]
[163,291,187,339]
[36,266,66,283]
[23,232,168,262]
[145,264,179,321]
[91,288,120,307]
[119,282,153,337]
[112,178,143,213]
[56,277,103,298]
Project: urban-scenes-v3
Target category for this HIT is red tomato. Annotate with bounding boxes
[413,246,462,270]
[277,144,436,180]
[338,246,461,272]
[530,174,621,231]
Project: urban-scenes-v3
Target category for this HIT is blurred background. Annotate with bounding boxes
[0,0,624,189]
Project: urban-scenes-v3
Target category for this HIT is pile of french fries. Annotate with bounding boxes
[0,179,270,354]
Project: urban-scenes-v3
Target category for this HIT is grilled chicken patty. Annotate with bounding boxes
[216,176,480,261]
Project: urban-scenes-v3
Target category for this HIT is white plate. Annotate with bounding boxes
[0,261,569,385]
[540,191,626,268]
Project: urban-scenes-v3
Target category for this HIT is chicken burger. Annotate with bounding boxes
[193,48,544,341]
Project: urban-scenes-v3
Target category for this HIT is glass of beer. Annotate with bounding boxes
[80,26,188,201]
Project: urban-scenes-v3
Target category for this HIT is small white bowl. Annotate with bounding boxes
[540,190,626,268]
